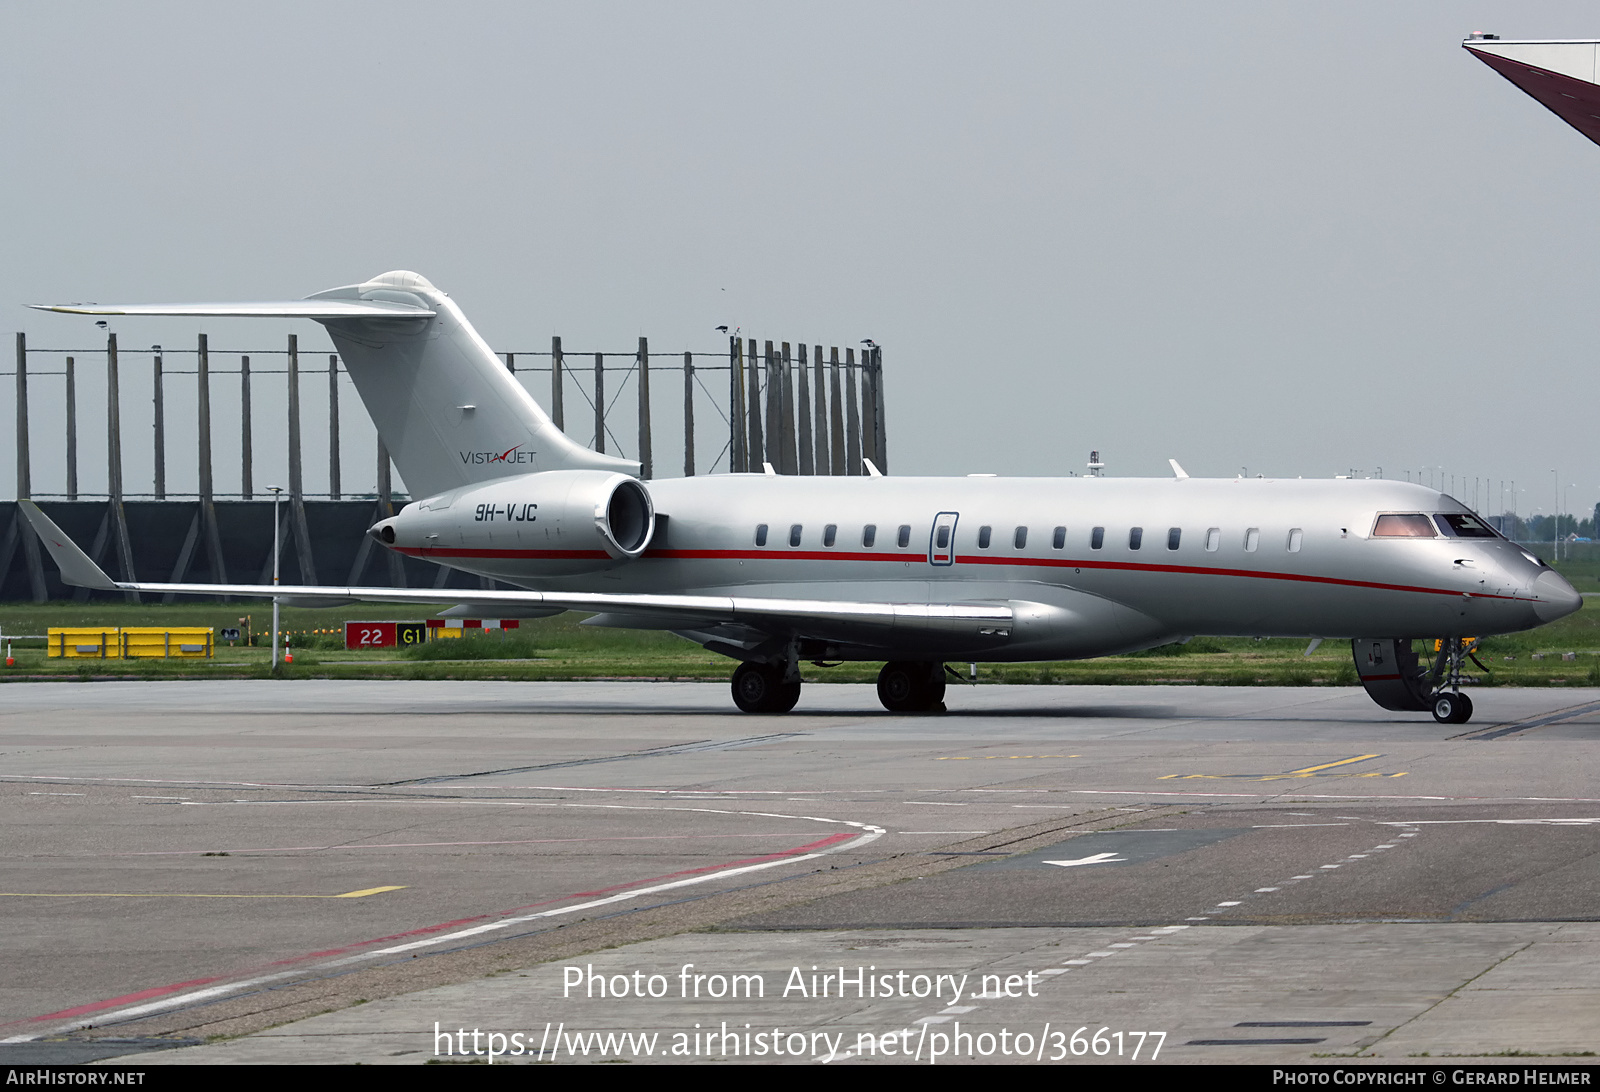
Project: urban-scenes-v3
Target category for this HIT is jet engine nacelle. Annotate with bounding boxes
[373,470,655,577]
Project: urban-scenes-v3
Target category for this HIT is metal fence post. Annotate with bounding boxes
[844,347,861,476]
[683,351,695,477]
[637,336,651,479]
[594,353,606,453]
[65,355,78,499]
[551,336,564,431]
[152,347,165,499]
[729,336,746,472]
[14,333,45,600]
[328,354,341,499]
[796,343,814,475]
[286,334,316,582]
[107,332,138,600]
[239,355,252,499]
[746,338,763,471]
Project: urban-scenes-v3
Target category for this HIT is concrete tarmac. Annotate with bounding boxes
[0,680,1595,1065]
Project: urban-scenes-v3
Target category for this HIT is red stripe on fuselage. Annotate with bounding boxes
[396,547,611,560]
[396,545,1523,602]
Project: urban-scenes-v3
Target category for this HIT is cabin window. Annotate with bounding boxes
[1205,528,1220,552]
[755,524,768,547]
[1053,526,1066,549]
[897,524,911,548]
[1373,514,1436,538]
[823,524,837,547]
[1014,526,1027,549]
[1129,527,1143,550]
[1245,528,1260,552]
[1091,526,1105,550]
[1287,528,1303,553]
[1434,514,1497,539]
[977,526,992,549]
[1167,527,1181,550]
[862,524,877,547]
[936,525,951,549]
[789,524,803,547]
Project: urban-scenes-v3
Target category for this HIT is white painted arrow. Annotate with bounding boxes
[1042,852,1126,868]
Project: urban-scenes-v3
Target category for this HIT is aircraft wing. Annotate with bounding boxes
[16,501,1013,639]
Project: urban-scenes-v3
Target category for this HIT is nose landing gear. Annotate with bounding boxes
[1431,689,1473,725]
[1352,637,1477,724]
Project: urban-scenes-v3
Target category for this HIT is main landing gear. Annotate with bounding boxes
[727,659,950,714]
[876,661,946,714]
[730,662,801,714]
[1352,637,1477,725]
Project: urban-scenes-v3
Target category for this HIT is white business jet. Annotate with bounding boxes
[22,271,1581,722]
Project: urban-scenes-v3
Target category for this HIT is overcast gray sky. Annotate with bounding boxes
[4,2,1598,520]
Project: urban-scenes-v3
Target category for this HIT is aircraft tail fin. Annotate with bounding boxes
[32,271,639,500]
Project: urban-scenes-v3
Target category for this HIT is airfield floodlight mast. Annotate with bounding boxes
[19,271,1583,724]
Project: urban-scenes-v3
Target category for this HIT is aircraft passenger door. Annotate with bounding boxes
[929,512,959,566]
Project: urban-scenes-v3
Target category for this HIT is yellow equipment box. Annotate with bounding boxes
[48,627,215,659]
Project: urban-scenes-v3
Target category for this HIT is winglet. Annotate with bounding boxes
[15,501,120,590]
[863,458,884,478]
[1168,459,1189,481]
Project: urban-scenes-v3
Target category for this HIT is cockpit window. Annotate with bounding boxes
[1433,513,1498,539]
[1372,514,1436,538]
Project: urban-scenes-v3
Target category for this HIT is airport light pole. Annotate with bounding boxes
[1552,470,1559,562]
[269,485,283,670]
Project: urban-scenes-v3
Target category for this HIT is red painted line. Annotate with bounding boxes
[10,828,855,1031]
[25,975,229,1023]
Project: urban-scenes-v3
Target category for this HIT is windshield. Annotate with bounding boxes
[1433,513,1499,539]
[1372,513,1436,538]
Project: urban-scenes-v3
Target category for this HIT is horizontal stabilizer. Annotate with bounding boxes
[29,269,637,496]
[28,300,435,319]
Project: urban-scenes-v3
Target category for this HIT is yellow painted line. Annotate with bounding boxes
[936,755,1075,761]
[333,886,407,898]
[0,886,407,900]
[1283,754,1381,776]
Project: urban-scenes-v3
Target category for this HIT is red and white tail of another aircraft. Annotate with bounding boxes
[1464,34,1600,148]
[24,272,1580,722]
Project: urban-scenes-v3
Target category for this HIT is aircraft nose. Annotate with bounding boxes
[1532,569,1582,623]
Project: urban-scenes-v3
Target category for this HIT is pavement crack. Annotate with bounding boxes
[1358,939,1534,1056]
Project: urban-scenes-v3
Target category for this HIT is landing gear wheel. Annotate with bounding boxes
[731,662,800,714]
[1431,691,1473,725]
[877,661,947,713]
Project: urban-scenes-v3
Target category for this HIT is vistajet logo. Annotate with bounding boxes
[460,444,534,466]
